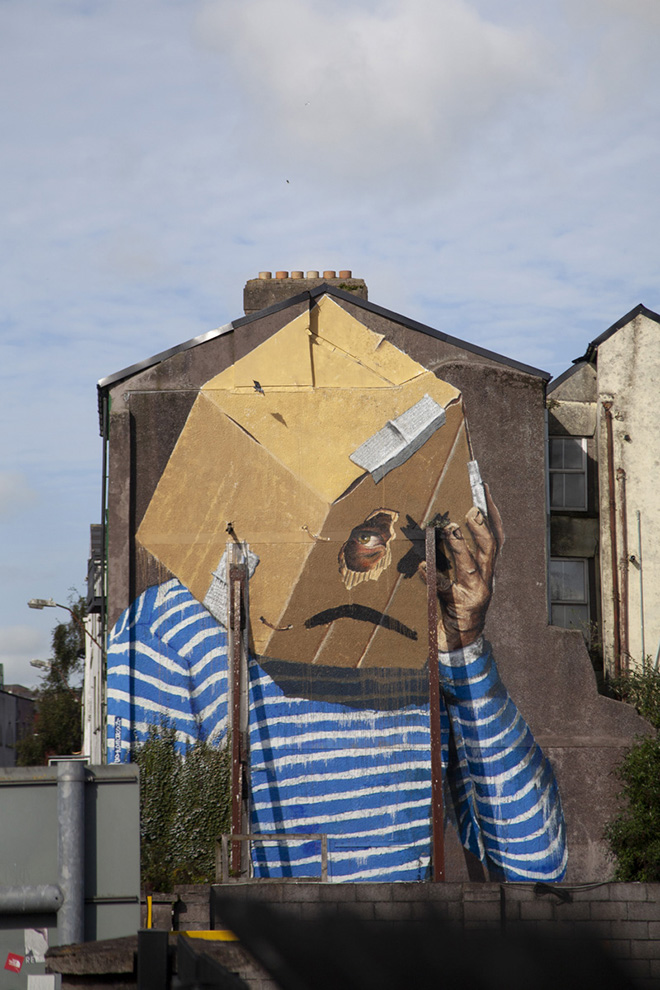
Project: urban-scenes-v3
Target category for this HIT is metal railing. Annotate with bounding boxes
[216,833,329,883]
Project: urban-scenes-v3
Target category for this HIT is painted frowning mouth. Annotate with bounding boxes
[304,604,417,641]
[338,508,398,590]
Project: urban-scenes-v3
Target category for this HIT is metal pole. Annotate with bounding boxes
[229,560,247,877]
[57,760,85,945]
[426,527,445,882]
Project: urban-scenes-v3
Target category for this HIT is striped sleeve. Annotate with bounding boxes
[106,579,229,760]
[439,638,567,881]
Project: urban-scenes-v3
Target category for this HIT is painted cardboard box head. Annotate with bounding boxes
[138,297,483,670]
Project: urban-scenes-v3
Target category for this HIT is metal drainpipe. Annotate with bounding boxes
[100,390,109,764]
[617,468,629,671]
[603,402,621,677]
[57,760,85,945]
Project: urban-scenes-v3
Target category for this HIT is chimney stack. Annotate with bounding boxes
[243,270,368,316]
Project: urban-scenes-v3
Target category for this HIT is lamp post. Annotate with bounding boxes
[27,599,104,653]
[28,598,106,764]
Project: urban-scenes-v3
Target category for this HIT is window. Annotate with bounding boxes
[549,437,587,510]
[550,558,589,633]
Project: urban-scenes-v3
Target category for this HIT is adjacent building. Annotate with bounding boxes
[548,303,660,677]
[0,675,36,767]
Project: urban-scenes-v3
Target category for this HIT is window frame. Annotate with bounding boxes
[548,436,588,512]
[549,557,590,636]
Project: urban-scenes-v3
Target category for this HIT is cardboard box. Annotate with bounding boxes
[137,297,478,669]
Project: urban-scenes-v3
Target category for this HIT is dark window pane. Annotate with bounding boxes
[549,563,562,601]
[549,438,564,469]
[563,473,586,509]
[550,559,587,602]
[551,603,589,631]
[562,438,585,470]
[550,474,564,508]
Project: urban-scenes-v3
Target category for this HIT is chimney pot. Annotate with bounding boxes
[244,270,367,315]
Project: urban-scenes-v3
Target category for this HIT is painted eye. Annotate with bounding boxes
[356,533,380,547]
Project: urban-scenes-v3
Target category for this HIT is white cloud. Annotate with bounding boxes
[567,0,660,29]
[556,0,660,115]
[196,0,542,184]
[0,472,37,519]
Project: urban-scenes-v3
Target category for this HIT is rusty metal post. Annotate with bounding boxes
[229,559,247,876]
[426,526,445,881]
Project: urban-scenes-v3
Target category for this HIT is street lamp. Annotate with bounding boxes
[28,598,106,765]
[27,599,104,653]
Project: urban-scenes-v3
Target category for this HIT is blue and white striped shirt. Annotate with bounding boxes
[107,578,567,882]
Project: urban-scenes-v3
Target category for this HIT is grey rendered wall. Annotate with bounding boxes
[0,764,139,987]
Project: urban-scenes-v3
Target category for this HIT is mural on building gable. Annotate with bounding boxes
[107,295,567,882]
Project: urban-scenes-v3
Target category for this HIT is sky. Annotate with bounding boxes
[1,0,660,687]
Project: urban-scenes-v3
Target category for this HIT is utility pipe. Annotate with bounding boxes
[616,468,629,671]
[57,760,86,945]
[0,886,63,914]
[0,761,86,944]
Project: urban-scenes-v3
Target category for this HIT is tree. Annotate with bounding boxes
[135,721,231,891]
[605,662,660,880]
[16,596,85,766]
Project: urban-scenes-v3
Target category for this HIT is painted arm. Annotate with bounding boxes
[422,487,566,880]
[439,637,567,881]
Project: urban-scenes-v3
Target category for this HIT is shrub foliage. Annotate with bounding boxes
[134,722,231,890]
[605,662,660,881]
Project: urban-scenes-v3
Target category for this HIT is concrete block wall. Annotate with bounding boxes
[46,882,660,988]
[212,882,660,989]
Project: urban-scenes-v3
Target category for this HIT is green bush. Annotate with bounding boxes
[134,722,231,891]
[605,661,660,880]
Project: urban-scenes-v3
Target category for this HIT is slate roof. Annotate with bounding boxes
[577,303,660,365]
[96,283,552,434]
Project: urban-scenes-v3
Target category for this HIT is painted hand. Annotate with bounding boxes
[419,485,504,653]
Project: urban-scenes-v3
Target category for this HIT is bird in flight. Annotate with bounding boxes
[253,380,265,394]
